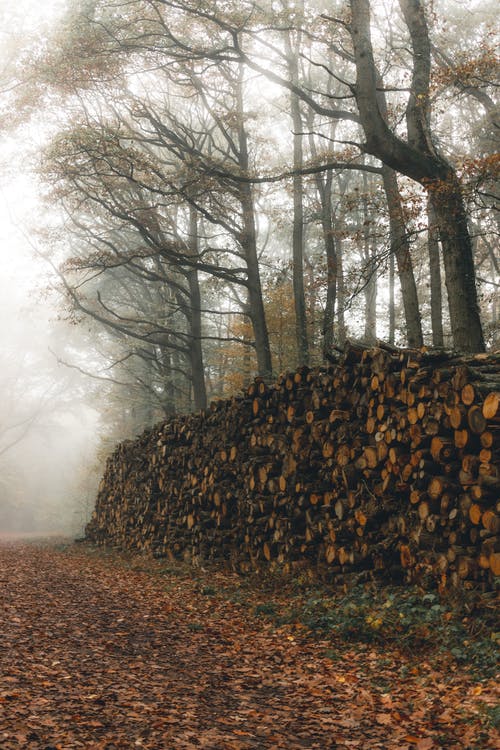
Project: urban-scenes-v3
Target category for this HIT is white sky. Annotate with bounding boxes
[0,0,494,307]
[0,0,100,535]
[0,0,100,533]
[0,1,65,306]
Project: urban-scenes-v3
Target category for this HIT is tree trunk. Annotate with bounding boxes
[427,195,444,347]
[315,169,337,360]
[236,62,273,381]
[429,174,485,352]
[362,183,377,343]
[307,111,337,360]
[239,185,273,381]
[241,301,254,388]
[364,262,377,344]
[388,250,395,345]
[187,207,207,410]
[336,232,347,345]
[132,350,156,429]
[291,96,309,365]
[161,347,176,415]
[381,165,423,347]
[286,22,309,366]
[322,207,337,359]
[366,61,422,347]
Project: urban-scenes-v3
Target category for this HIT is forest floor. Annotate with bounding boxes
[0,538,498,750]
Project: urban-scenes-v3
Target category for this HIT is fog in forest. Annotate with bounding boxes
[0,261,100,534]
[0,0,498,534]
[0,0,103,535]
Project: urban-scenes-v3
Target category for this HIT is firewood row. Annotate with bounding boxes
[85,343,500,590]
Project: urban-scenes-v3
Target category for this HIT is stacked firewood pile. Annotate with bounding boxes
[85,344,500,589]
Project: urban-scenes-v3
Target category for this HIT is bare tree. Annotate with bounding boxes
[349,0,484,351]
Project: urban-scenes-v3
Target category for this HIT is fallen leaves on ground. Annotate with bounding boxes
[0,539,497,749]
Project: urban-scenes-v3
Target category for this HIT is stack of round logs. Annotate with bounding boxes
[85,343,500,589]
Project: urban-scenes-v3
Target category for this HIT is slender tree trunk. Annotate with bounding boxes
[362,185,377,343]
[217,315,228,396]
[236,62,273,380]
[286,20,309,366]
[322,205,337,358]
[360,46,422,346]
[481,237,500,346]
[187,207,207,410]
[388,250,395,345]
[307,112,337,360]
[144,354,155,426]
[133,350,155,429]
[239,185,273,380]
[314,167,337,359]
[381,165,423,347]
[427,195,444,347]
[240,301,254,387]
[319,171,337,357]
[162,346,176,415]
[428,174,484,352]
[336,233,347,345]
[364,263,377,344]
[291,95,309,365]
[492,294,499,348]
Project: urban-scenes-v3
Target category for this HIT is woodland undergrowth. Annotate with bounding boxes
[1,538,497,750]
[76,541,499,681]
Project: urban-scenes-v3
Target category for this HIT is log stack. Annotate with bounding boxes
[85,344,500,589]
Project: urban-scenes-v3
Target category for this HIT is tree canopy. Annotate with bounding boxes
[7,0,498,422]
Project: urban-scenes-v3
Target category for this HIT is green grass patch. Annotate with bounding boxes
[275,585,498,678]
[482,703,500,729]
[201,585,217,596]
[253,601,278,617]
[68,542,498,679]
[187,622,204,632]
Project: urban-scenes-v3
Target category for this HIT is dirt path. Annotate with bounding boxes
[0,541,497,749]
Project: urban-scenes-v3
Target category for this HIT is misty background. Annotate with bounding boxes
[0,0,498,533]
[0,0,101,534]
[0,163,102,533]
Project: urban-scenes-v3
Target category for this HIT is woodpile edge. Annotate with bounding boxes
[85,343,500,590]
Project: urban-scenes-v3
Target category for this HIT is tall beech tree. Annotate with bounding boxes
[348,0,485,352]
[20,0,496,414]
[146,0,485,351]
[283,0,309,366]
[43,125,213,412]
[132,57,273,379]
[427,196,445,348]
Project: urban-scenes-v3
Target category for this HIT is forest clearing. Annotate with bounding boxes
[0,538,498,750]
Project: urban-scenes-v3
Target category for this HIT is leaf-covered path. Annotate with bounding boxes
[0,540,497,750]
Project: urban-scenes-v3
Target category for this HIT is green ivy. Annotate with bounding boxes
[276,585,498,678]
